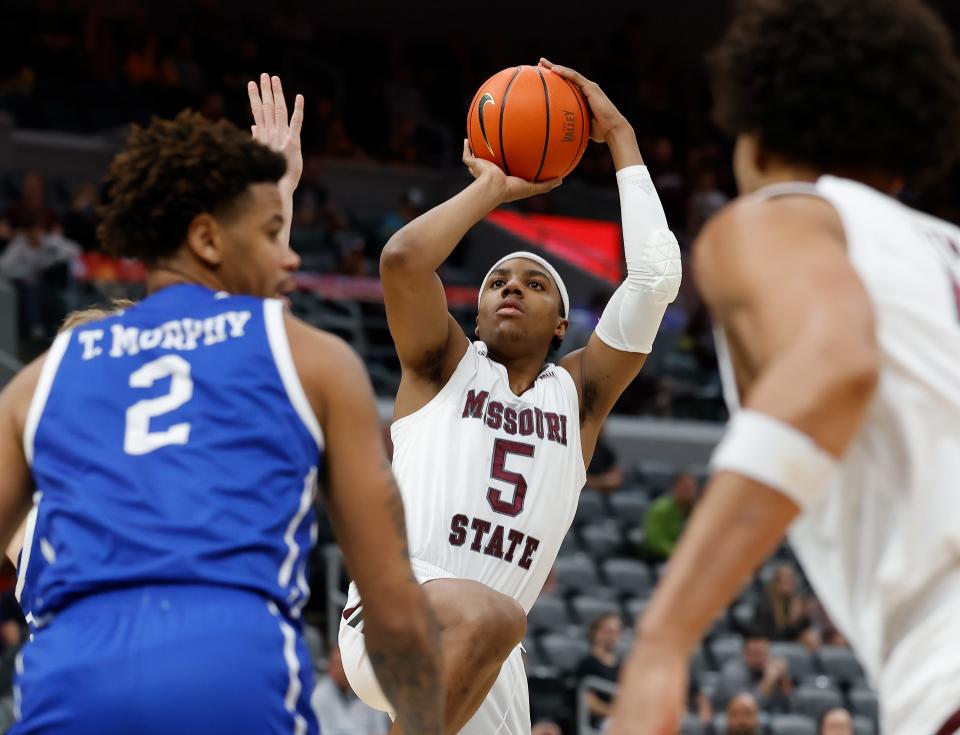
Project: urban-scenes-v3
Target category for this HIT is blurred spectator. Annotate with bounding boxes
[806,597,848,648]
[60,182,99,252]
[585,428,623,495]
[819,707,854,735]
[4,172,59,233]
[642,472,697,561]
[0,215,80,341]
[576,613,623,729]
[377,187,425,245]
[752,564,813,643]
[686,167,729,240]
[718,633,792,713]
[714,692,764,735]
[310,647,390,735]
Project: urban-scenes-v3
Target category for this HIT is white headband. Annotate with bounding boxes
[479,250,570,317]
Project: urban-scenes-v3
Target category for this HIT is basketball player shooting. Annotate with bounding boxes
[338,59,682,734]
[606,2,960,734]
[0,80,444,734]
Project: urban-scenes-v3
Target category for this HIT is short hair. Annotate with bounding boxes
[709,0,960,183]
[97,110,287,263]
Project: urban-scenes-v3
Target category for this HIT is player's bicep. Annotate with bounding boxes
[310,338,414,610]
[0,366,40,557]
[380,258,468,378]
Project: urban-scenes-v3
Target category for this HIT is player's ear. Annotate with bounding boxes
[554,317,568,341]
[474,317,480,339]
[185,213,225,267]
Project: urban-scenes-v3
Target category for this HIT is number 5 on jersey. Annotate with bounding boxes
[488,439,535,517]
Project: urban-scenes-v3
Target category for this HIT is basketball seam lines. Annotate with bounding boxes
[499,66,522,177]
[559,76,587,179]
[534,67,550,183]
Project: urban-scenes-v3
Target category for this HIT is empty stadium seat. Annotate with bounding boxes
[709,634,744,669]
[609,492,649,525]
[771,641,816,681]
[575,490,609,523]
[792,685,843,720]
[770,714,817,735]
[571,595,622,626]
[818,645,864,685]
[554,555,600,593]
[580,521,623,558]
[528,595,572,632]
[635,459,678,491]
[540,634,590,673]
[849,687,878,726]
[680,713,704,735]
[853,715,875,735]
[602,557,652,597]
[730,602,755,633]
[557,531,583,557]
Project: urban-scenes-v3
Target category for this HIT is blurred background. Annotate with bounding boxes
[0,1,958,734]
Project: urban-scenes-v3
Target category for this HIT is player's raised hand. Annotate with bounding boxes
[462,139,561,204]
[248,73,305,191]
[539,58,629,144]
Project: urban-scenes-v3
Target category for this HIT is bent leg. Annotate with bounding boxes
[390,579,526,735]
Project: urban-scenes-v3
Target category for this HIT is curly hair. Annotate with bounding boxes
[709,0,960,183]
[97,110,286,262]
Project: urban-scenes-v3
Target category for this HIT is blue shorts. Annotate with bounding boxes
[10,585,319,735]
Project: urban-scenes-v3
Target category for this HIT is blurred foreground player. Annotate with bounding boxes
[610,1,960,734]
[0,88,442,734]
[339,61,681,734]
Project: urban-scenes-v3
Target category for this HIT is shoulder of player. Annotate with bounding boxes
[282,311,364,378]
[693,194,845,300]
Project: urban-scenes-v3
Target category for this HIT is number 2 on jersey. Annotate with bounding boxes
[487,439,535,517]
[124,355,193,456]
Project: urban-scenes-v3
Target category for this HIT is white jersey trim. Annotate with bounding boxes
[23,329,73,466]
[551,364,588,483]
[264,300,324,451]
[15,491,42,604]
[268,601,308,735]
[279,466,317,590]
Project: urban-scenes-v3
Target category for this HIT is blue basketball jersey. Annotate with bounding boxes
[18,284,323,628]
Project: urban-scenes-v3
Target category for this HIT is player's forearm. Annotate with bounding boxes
[635,472,799,654]
[279,179,296,251]
[365,590,444,735]
[606,124,643,171]
[381,174,504,276]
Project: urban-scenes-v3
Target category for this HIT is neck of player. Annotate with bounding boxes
[486,344,550,396]
[146,253,229,296]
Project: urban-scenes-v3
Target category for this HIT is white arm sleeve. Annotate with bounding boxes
[595,165,683,354]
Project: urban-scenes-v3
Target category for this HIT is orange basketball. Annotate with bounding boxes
[467,65,590,182]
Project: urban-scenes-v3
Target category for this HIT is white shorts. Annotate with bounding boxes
[338,559,532,735]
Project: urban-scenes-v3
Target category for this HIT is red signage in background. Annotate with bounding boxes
[484,211,623,284]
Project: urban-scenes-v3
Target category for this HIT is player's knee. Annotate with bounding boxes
[464,590,526,659]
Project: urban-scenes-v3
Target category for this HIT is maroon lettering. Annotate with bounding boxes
[503,407,518,435]
[534,408,545,439]
[483,525,505,559]
[462,390,489,419]
[518,536,540,570]
[470,518,492,551]
[488,439,535,516]
[486,401,503,430]
[449,514,468,546]
[560,414,568,446]
[505,529,524,562]
[545,413,561,443]
[519,409,534,436]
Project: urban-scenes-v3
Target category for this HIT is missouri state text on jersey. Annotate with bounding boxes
[447,384,573,572]
[75,310,252,359]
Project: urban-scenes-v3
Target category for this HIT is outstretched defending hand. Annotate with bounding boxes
[539,58,631,145]
[462,139,561,204]
[247,73,305,191]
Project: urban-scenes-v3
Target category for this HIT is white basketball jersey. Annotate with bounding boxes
[391,341,585,614]
[717,176,960,735]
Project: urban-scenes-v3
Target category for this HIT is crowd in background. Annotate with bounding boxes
[3,1,953,732]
